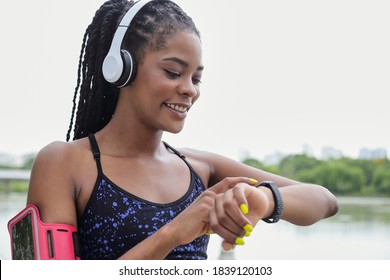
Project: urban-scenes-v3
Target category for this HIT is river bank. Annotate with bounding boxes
[1,193,389,260]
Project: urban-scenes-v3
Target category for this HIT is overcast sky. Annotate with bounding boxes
[1,0,389,161]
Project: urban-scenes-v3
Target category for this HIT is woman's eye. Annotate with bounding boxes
[164,69,181,79]
[192,78,202,85]
[164,69,201,85]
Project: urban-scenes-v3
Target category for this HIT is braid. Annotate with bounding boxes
[66,28,88,142]
[124,0,200,62]
[67,0,199,141]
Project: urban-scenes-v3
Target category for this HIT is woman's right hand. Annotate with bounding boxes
[208,182,272,250]
[166,177,258,246]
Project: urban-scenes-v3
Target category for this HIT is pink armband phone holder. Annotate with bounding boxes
[7,204,80,260]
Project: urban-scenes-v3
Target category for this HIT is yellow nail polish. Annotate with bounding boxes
[245,231,251,237]
[205,229,214,235]
[235,237,245,245]
[240,204,249,215]
[244,224,253,233]
[249,178,258,185]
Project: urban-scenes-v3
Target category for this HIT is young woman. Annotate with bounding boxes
[27,0,338,260]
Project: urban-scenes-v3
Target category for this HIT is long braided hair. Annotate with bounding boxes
[66,0,200,141]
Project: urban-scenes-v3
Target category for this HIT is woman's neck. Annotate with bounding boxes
[95,114,165,158]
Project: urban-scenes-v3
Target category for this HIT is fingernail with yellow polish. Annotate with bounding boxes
[235,237,245,246]
[249,178,258,185]
[240,204,249,215]
[244,224,253,233]
[245,231,251,237]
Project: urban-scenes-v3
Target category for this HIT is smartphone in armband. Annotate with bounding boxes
[7,204,81,260]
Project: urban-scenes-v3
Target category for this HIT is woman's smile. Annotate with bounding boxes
[163,102,191,119]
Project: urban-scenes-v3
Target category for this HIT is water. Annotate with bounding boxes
[0,192,28,260]
[208,196,390,260]
[1,194,389,260]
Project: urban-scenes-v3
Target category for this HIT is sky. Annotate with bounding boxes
[1,0,389,161]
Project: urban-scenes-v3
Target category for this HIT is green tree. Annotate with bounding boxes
[241,153,390,196]
[21,154,36,170]
[339,158,376,187]
[372,167,390,194]
[242,158,264,170]
[242,158,281,175]
[298,161,365,194]
[279,154,322,179]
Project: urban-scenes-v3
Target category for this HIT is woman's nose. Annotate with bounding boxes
[178,78,199,98]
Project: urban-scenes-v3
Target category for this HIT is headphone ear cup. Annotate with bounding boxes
[114,50,137,88]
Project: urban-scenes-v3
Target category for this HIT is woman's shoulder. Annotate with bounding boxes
[177,146,264,187]
[28,138,93,225]
[178,147,237,167]
[177,147,242,186]
[34,137,92,168]
[177,147,214,166]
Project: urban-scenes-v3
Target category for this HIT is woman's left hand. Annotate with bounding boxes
[209,183,271,250]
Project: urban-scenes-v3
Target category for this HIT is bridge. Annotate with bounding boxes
[0,169,30,193]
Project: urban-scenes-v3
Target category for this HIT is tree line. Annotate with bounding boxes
[243,154,390,196]
[2,153,390,196]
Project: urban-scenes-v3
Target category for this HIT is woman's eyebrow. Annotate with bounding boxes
[163,57,204,71]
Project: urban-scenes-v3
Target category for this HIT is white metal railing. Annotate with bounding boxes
[0,169,30,193]
[0,169,31,181]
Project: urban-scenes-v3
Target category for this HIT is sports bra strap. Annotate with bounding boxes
[87,136,197,180]
[162,141,199,176]
[162,141,185,159]
[88,134,103,174]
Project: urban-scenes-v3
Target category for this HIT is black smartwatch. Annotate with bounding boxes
[257,181,283,223]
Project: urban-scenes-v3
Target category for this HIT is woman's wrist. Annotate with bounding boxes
[159,222,182,248]
[256,186,275,219]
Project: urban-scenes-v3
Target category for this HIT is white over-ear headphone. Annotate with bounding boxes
[102,0,155,88]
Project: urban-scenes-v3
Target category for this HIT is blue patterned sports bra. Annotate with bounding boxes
[77,134,209,260]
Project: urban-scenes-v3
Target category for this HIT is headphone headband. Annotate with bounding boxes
[102,0,155,87]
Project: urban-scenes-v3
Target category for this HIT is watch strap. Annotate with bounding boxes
[257,181,283,223]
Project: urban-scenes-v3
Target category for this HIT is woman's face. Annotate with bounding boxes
[126,31,203,134]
